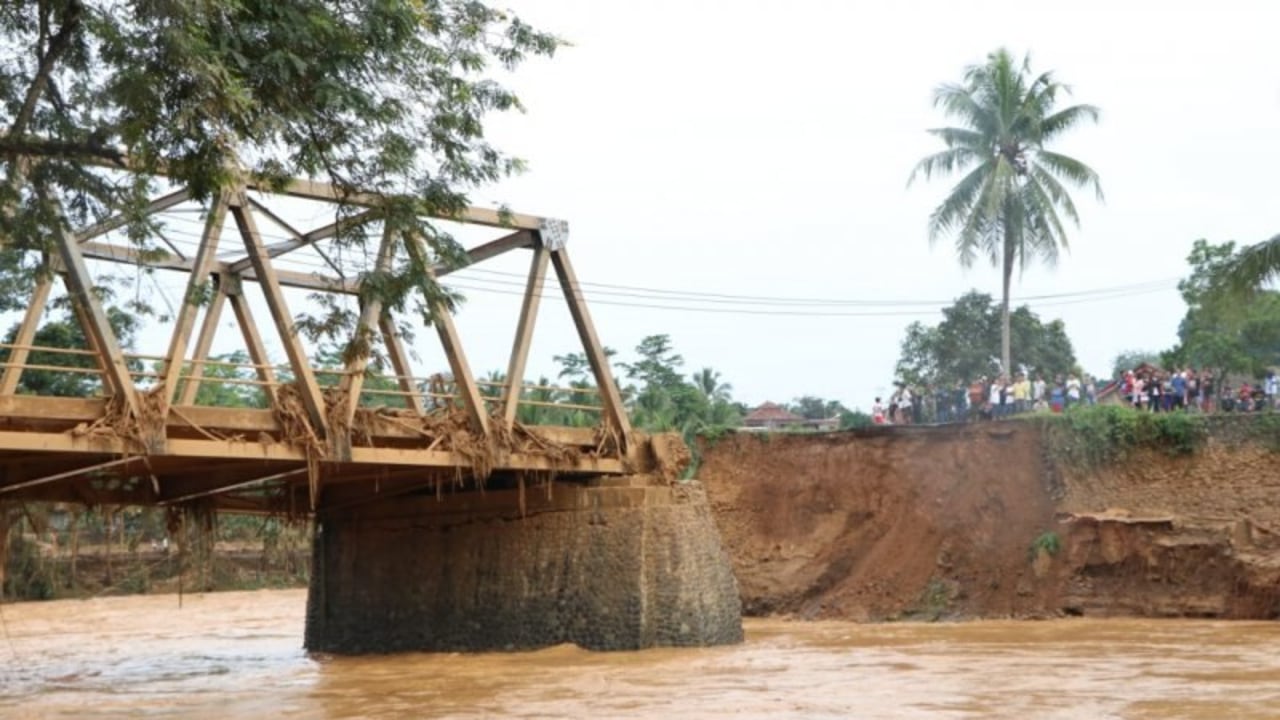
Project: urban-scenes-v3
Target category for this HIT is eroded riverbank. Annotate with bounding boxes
[698,420,1280,621]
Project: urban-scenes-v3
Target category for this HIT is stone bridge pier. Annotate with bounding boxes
[303,470,743,653]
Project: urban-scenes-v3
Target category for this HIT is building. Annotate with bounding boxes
[742,402,840,432]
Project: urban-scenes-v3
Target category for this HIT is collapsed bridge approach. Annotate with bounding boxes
[0,176,743,652]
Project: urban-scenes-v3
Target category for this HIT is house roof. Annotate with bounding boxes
[743,401,803,423]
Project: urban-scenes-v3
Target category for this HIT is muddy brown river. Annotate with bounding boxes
[1,589,1278,719]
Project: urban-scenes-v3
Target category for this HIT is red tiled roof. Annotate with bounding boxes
[743,401,803,423]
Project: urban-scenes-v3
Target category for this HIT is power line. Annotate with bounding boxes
[440,280,1177,318]
[447,269,1179,308]
[456,265,1180,306]
[96,214,1186,312]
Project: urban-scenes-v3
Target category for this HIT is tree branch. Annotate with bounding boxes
[0,136,125,165]
[9,0,84,138]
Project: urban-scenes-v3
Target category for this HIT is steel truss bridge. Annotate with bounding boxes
[0,174,636,514]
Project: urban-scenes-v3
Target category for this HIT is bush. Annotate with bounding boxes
[1028,531,1061,561]
[4,535,56,600]
[1040,405,1207,470]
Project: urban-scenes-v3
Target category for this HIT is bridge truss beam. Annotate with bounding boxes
[0,174,635,513]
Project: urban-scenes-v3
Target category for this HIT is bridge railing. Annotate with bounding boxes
[0,342,608,420]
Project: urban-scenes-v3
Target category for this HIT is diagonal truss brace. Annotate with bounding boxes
[502,245,549,428]
[335,224,398,459]
[159,192,228,407]
[52,219,146,430]
[550,247,633,453]
[229,193,328,438]
[0,273,53,395]
[406,232,491,438]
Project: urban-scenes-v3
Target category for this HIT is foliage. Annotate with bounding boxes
[1028,531,1061,561]
[910,48,1102,373]
[0,0,559,352]
[896,290,1077,385]
[1239,413,1280,453]
[1220,232,1280,294]
[840,410,874,429]
[311,343,407,409]
[3,532,56,600]
[614,335,744,443]
[1161,240,1280,378]
[0,299,140,397]
[1040,405,1207,470]
[1111,349,1162,380]
[788,395,870,429]
[907,577,955,622]
[168,350,268,408]
[789,395,843,420]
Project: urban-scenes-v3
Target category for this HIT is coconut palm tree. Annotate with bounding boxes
[910,48,1103,374]
[691,367,733,404]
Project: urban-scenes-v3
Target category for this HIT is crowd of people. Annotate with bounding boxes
[1118,367,1279,414]
[870,366,1280,425]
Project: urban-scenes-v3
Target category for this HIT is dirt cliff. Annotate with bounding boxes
[698,422,1280,621]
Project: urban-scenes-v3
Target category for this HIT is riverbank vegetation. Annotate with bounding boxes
[3,506,310,601]
[1038,405,1280,472]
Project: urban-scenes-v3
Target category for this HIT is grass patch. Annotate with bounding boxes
[1039,405,1208,470]
[1028,531,1061,562]
[900,577,956,622]
[1239,412,1280,452]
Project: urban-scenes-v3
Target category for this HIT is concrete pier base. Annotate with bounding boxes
[303,480,743,653]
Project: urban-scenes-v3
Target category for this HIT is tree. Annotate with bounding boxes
[1111,350,1162,380]
[895,290,1078,386]
[0,1,560,352]
[789,396,843,420]
[691,368,740,428]
[311,343,406,409]
[172,350,268,408]
[620,335,693,432]
[0,299,139,397]
[552,348,618,385]
[910,48,1103,375]
[789,395,868,429]
[1164,240,1280,377]
[691,367,732,404]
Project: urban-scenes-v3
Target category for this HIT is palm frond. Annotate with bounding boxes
[932,82,998,137]
[955,166,1008,268]
[925,126,987,150]
[1020,178,1070,265]
[1028,164,1081,227]
[1035,150,1104,201]
[1039,104,1101,143]
[1013,70,1064,120]
[1222,234,1280,294]
[981,156,1017,221]
[908,146,979,185]
[926,160,993,245]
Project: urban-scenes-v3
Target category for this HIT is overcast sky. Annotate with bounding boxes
[451,0,1280,409]
[24,1,1280,415]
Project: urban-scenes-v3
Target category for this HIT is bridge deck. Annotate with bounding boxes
[0,395,624,514]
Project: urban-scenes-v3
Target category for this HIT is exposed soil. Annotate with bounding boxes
[698,424,1280,621]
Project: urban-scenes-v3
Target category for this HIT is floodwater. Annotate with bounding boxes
[1,590,1278,719]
